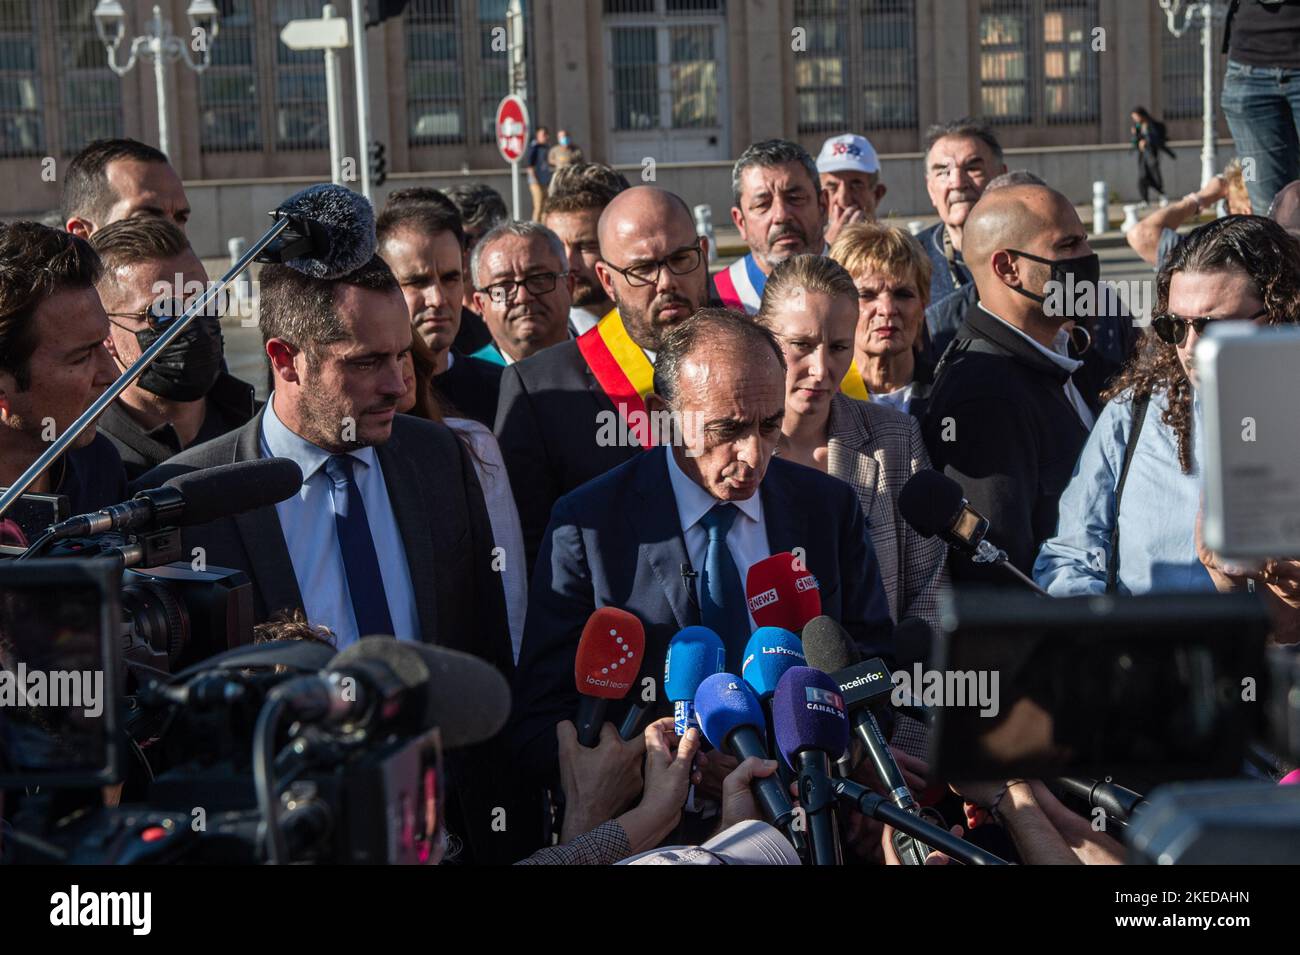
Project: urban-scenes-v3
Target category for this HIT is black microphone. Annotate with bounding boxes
[833,778,1008,865]
[898,470,1049,596]
[1053,776,1147,824]
[47,458,304,539]
[802,615,932,865]
[260,183,377,279]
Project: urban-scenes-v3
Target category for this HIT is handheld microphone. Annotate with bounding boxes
[1053,776,1147,824]
[745,552,822,634]
[772,666,848,865]
[897,470,1049,595]
[574,607,645,747]
[740,626,806,701]
[262,183,377,279]
[694,673,795,829]
[664,625,726,737]
[802,615,933,865]
[832,778,1008,865]
[45,458,304,540]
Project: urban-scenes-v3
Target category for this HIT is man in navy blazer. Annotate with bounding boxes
[512,309,895,788]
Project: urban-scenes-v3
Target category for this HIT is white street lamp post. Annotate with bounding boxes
[93,0,221,160]
[1159,0,1223,194]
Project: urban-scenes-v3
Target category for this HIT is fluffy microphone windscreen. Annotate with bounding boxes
[664,625,726,703]
[745,552,821,632]
[161,457,303,525]
[574,607,644,700]
[741,626,805,700]
[772,666,850,771]
[801,615,860,673]
[274,183,376,279]
[694,672,766,751]
[897,469,964,539]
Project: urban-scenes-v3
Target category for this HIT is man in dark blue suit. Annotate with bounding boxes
[512,309,895,792]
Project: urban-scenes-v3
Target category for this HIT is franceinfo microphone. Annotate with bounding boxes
[39,458,304,543]
[0,184,377,523]
[695,673,795,829]
[746,551,822,633]
[773,666,849,866]
[897,470,1048,596]
[664,625,726,737]
[574,607,645,747]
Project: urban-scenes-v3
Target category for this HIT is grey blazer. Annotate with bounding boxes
[826,392,949,632]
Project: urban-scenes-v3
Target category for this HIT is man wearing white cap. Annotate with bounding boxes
[817,133,889,246]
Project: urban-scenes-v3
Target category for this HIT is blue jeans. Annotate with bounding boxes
[1221,59,1300,215]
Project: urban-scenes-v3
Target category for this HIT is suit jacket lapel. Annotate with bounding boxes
[231,411,302,616]
[376,426,440,643]
[826,398,882,523]
[760,460,802,558]
[627,448,695,630]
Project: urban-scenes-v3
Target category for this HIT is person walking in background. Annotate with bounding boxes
[1131,107,1175,206]
[525,126,554,221]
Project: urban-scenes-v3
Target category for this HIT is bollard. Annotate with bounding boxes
[694,204,718,264]
[1121,204,1141,234]
[907,220,925,236]
[1092,181,1108,235]
[228,237,251,298]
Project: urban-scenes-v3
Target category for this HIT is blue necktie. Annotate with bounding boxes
[698,503,750,669]
[324,454,395,639]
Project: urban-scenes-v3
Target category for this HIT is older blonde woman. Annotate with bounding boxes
[756,253,948,632]
[829,222,937,418]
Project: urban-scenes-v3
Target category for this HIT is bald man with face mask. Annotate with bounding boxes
[921,184,1104,585]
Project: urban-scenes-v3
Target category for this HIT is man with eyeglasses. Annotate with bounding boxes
[916,119,1007,357]
[90,216,257,481]
[495,186,712,572]
[468,221,574,367]
[923,183,1102,587]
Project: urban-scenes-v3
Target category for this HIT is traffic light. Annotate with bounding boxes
[366,0,410,28]
[368,140,387,187]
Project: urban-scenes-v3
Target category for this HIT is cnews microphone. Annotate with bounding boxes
[745,551,822,633]
[802,615,933,865]
[773,666,848,865]
[897,470,1048,596]
[46,458,304,539]
[664,625,726,737]
[695,673,795,829]
[574,607,645,747]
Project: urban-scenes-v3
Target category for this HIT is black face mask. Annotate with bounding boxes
[1005,248,1102,315]
[117,314,225,402]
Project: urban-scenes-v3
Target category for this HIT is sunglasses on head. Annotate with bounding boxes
[1151,308,1267,345]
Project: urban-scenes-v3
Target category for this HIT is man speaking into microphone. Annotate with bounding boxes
[512,309,894,800]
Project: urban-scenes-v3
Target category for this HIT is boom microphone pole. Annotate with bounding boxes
[0,184,375,521]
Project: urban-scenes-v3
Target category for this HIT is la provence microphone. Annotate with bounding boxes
[695,672,795,829]
[745,551,822,634]
[897,470,1049,595]
[260,183,378,279]
[773,666,848,865]
[664,625,726,737]
[741,625,809,854]
[45,458,304,540]
[802,614,933,865]
[574,607,645,746]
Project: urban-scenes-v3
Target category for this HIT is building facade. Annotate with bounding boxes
[0,0,1231,241]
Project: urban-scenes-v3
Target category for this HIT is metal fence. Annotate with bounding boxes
[198,0,260,152]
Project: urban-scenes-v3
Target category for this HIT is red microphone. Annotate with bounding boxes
[574,607,646,746]
[745,551,822,633]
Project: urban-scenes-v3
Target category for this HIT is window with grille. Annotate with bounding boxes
[0,0,40,157]
[979,0,1098,125]
[407,0,462,145]
[199,0,259,152]
[1160,18,1223,121]
[57,0,123,154]
[274,0,327,150]
[794,0,916,134]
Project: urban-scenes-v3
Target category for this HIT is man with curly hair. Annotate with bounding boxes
[1035,216,1300,596]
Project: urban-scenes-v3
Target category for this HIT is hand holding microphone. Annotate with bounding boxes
[573,607,645,747]
[556,720,646,844]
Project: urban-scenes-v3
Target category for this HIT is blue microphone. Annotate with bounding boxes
[664,625,726,737]
[695,673,795,828]
[741,626,805,700]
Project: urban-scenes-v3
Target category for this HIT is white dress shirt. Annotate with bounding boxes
[979,305,1096,429]
[569,305,603,337]
[446,417,527,663]
[664,447,770,630]
[260,394,420,649]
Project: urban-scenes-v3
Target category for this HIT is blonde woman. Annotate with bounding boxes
[756,253,948,632]
[829,222,937,418]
